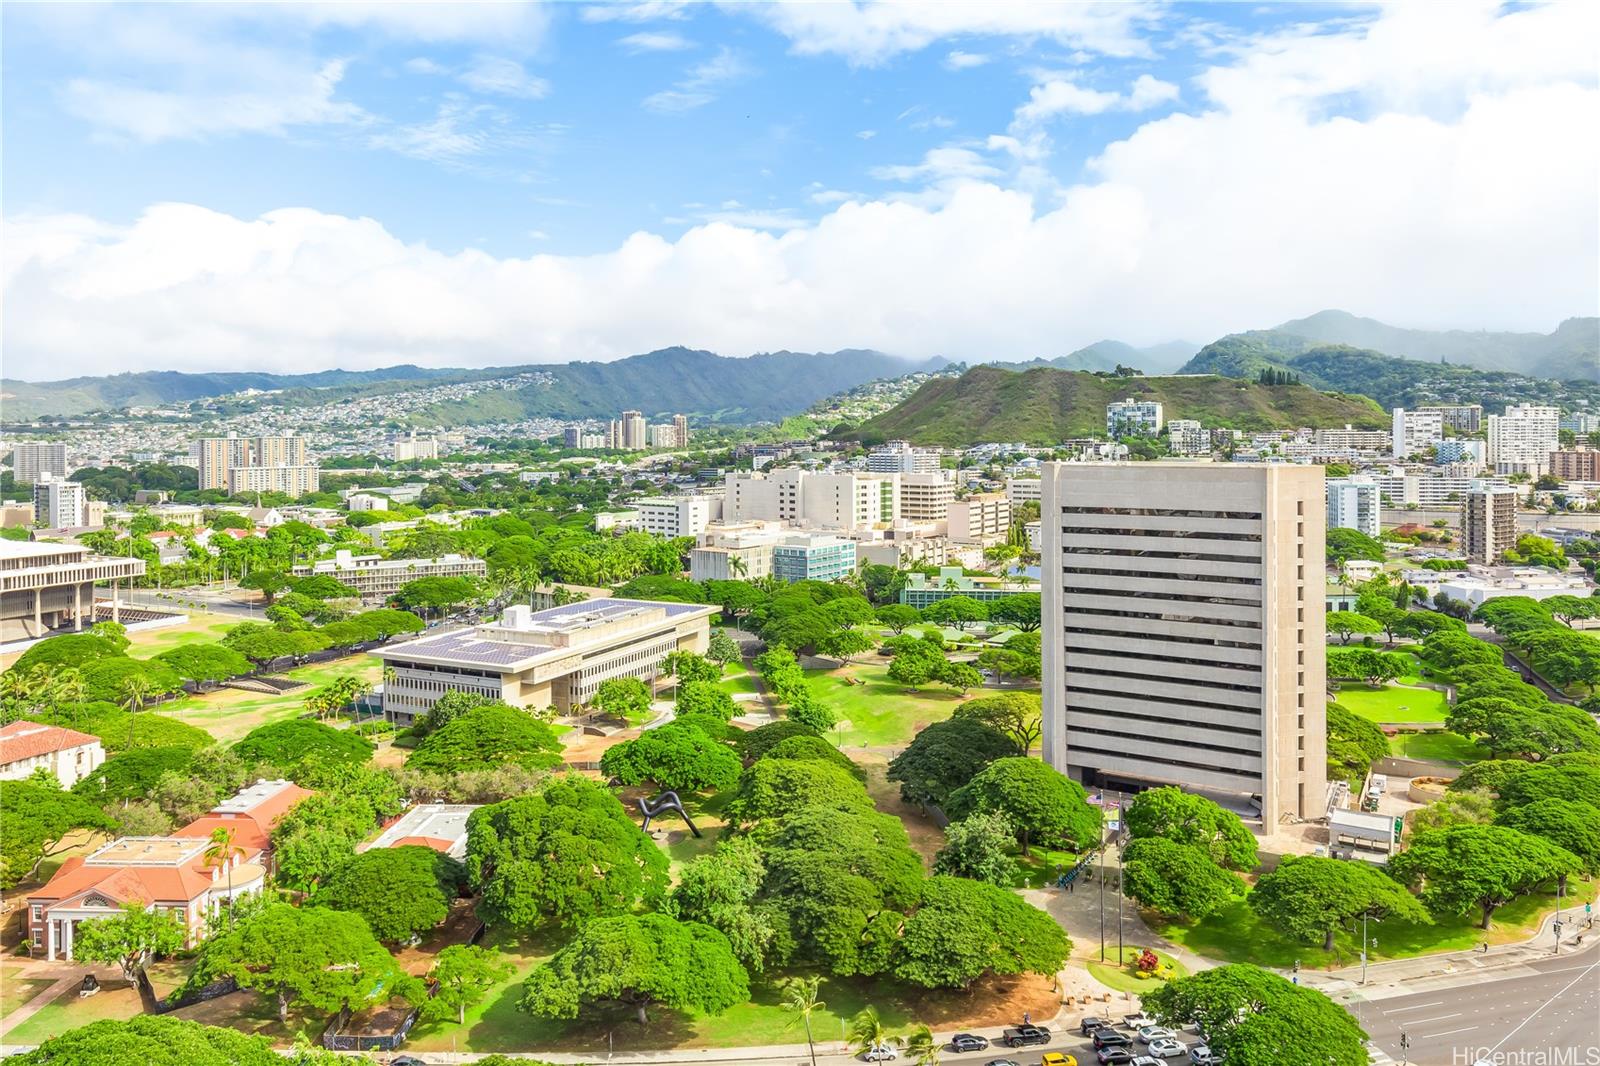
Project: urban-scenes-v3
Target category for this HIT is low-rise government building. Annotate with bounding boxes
[1,540,146,642]
[372,598,718,726]
[290,549,486,603]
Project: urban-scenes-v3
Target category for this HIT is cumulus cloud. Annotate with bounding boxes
[4,2,1595,379]
[618,31,694,53]
[944,50,991,71]
[732,0,1160,65]
[1011,73,1179,128]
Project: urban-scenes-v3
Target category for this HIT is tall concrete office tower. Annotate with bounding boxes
[1040,462,1327,825]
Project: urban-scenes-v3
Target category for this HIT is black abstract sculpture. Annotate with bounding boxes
[638,790,702,838]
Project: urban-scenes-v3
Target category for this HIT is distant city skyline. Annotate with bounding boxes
[2,1,1596,378]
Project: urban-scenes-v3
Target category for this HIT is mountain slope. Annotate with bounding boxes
[1274,310,1598,380]
[1180,336,1600,412]
[834,365,1386,447]
[987,339,1197,375]
[2,349,943,424]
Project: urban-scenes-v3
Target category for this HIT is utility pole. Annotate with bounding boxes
[1361,911,1373,985]
[1098,810,1107,962]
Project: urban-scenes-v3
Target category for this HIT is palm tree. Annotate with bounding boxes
[783,976,825,1066]
[121,674,154,750]
[728,554,748,579]
[903,1024,941,1066]
[848,1006,891,1059]
[203,826,245,924]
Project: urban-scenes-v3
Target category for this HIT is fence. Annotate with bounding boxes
[150,973,237,1014]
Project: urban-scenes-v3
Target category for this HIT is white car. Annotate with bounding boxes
[1124,1014,1156,1029]
[1131,1058,1163,1066]
[1137,1026,1176,1044]
[1149,1038,1187,1058]
[862,1045,899,1062]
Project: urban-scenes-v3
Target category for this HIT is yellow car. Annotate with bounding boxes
[1040,1055,1078,1066]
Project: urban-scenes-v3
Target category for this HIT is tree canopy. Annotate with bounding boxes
[893,875,1070,989]
[231,719,374,776]
[1124,786,1259,871]
[153,643,253,684]
[407,703,563,776]
[6,1017,280,1066]
[313,845,466,942]
[1250,855,1429,951]
[520,912,749,1024]
[932,810,1017,886]
[466,778,669,929]
[1387,824,1582,928]
[1121,837,1247,920]
[600,719,742,793]
[0,780,116,888]
[1143,964,1369,1066]
[946,756,1101,856]
[887,717,1015,808]
[951,692,1042,756]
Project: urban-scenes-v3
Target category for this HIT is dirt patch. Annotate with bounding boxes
[897,971,1061,1029]
[393,900,484,976]
[855,755,944,865]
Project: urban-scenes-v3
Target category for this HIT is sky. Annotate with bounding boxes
[2,0,1597,381]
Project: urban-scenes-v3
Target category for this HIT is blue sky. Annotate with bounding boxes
[3,2,1596,378]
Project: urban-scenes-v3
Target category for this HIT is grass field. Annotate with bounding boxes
[1086,946,1189,993]
[0,963,55,1020]
[1332,682,1450,725]
[3,978,144,1045]
[1154,875,1595,970]
[802,662,980,748]
[1389,730,1481,764]
[126,616,240,658]
[159,653,383,744]
[719,666,761,696]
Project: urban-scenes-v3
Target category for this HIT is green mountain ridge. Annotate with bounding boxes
[985,339,1198,376]
[832,365,1388,447]
[1179,334,1600,411]
[1273,310,1598,381]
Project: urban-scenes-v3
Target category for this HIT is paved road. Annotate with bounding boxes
[1355,952,1600,1065]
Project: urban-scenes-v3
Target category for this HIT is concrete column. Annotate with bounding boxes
[62,918,73,961]
[112,579,121,624]
[34,589,42,633]
[74,583,83,632]
[45,917,56,961]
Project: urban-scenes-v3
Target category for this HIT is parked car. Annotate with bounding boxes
[1040,1055,1078,1066]
[1136,1026,1176,1044]
[1097,1050,1136,1066]
[1131,1058,1164,1066]
[982,1060,1022,1066]
[1123,1014,1156,1029]
[951,1034,991,1053]
[1079,1017,1110,1036]
[1149,1038,1187,1058]
[1002,1025,1053,1048]
[863,1045,900,1062]
[1189,1046,1222,1065]
[1093,1031,1133,1050]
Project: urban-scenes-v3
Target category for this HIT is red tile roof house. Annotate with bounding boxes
[26,779,311,960]
[0,721,105,789]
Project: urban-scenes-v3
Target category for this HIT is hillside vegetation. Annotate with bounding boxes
[835,366,1387,447]
[1275,310,1598,381]
[1180,336,1600,412]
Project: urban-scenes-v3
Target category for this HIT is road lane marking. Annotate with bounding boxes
[1411,1014,1462,1024]
[1384,1001,1445,1013]
[1488,960,1600,1056]
[1422,1026,1480,1038]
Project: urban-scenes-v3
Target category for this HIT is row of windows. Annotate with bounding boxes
[387,660,499,680]
[1063,585,1265,610]
[1068,723,1263,760]
[1063,624,1261,652]
[1060,527,1261,547]
[1060,506,1263,520]
[1062,545,1264,565]
[1061,604,1262,632]
[1062,565,1263,588]
[1067,742,1263,784]
[1067,683,1263,718]
[1065,662,1262,696]
[1065,704,1262,740]
[1064,642,1261,674]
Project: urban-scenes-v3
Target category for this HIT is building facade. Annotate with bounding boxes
[867,441,943,474]
[634,494,724,538]
[1166,420,1210,456]
[1,541,145,641]
[7,443,68,484]
[1419,404,1484,435]
[1106,399,1165,437]
[1040,462,1327,825]
[1487,404,1560,477]
[0,722,105,788]
[723,469,898,531]
[31,475,87,529]
[1549,449,1600,482]
[1391,407,1444,459]
[947,492,1011,543]
[199,434,316,496]
[1325,478,1381,538]
[899,567,1040,608]
[1462,485,1519,565]
[373,598,716,724]
[226,465,321,497]
[290,549,486,602]
[771,534,857,584]
[898,472,955,522]
[392,431,439,462]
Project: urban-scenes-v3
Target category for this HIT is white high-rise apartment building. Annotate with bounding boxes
[723,468,898,531]
[1106,399,1165,437]
[197,435,255,491]
[622,411,647,450]
[635,495,724,538]
[7,443,68,484]
[31,474,88,529]
[1487,404,1560,477]
[898,472,955,522]
[1166,420,1210,457]
[1462,484,1519,565]
[392,431,439,462]
[1325,478,1381,538]
[1419,404,1484,435]
[868,441,943,474]
[1391,407,1444,460]
[197,434,315,496]
[1040,462,1326,825]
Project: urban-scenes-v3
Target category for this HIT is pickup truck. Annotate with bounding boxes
[1000,1025,1052,1048]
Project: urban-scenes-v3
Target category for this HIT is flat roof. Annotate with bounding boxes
[87,837,207,867]
[369,804,480,859]
[0,540,87,560]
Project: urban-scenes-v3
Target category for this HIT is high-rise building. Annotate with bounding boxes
[1106,399,1164,437]
[1418,404,1484,435]
[392,430,439,462]
[1549,449,1600,482]
[947,492,1010,543]
[197,435,255,491]
[1487,404,1560,477]
[31,474,88,529]
[7,443,67,484]
[1434,439,1486,465]
[1391,407,1444,459]
[634,494,724,538]
[622,411,647,450]
[1166,420,1210,457]
[1040,462,1326,825]
[898,472,955,522]
[723,468,898,531]
[673,414,689,447]
[226,465,320,497]
[252,435,307,469]
[772,533,857,583]
[1325,477,1381,538]
[1462,484,1519,565]
[1560,412,1600,436]
[868,441,943,474]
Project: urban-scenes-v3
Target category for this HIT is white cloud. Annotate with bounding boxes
[405,57,447,75]
[581,2,692,24]
[944,50,990,71]
[367,101,498,162]
[730,1,1160,65]
[1012,74,1178,127]
[62,59,366,142]
[618,31,694,53]
[458,55,550,99]
[643,47,751,113]
[5,3,1595,379]
[856,129,877,140]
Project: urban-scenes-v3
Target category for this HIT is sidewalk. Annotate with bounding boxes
[1299,909,1597,1001]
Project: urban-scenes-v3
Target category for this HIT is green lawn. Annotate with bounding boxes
[719,666,761,696]
[1086,946,1189,993]
[803,662,987,748]
[160,653,383,744]
[1389,730,1481,764]
[1014,843,1092,889]
[1332,682,1450,725]
[1155,876,1595,971]
[0,970,55,1019]
[3,978,145,1045]
[126,616,240,658]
